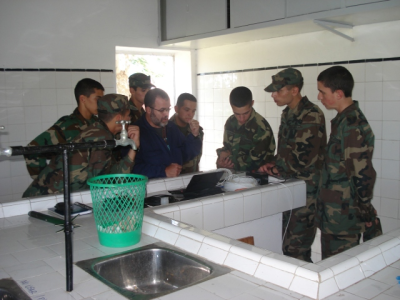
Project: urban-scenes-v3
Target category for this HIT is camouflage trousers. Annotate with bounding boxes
[282,184,317,262]
[321,232,361,259]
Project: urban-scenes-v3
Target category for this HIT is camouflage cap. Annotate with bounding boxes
[97,94,129,115]
[129,73,155,89]
[264,68,303,92]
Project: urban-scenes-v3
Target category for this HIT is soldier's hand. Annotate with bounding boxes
[217,155,234,169]
[189,119,200,137]
[165,163,182,177]
[127,125,140,149]
[358,203,376,224]
[258,162,278,176]
[365,209,379,227]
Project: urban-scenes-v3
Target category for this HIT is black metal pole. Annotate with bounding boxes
[10,140,116,156]
[62,149,73,292]
[6,140,116,292]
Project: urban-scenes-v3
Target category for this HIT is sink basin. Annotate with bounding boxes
[76,241,231,299]
[0,278,31,300]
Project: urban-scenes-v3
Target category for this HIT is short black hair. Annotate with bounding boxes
[317,66,354,97]
[74,78,104,106]
[144,88,170,108]
[176,93,197,107]
[229,86,252,107]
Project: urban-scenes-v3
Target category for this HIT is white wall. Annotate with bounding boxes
[0,0,160,69]
[196,20,400,234]
[213,213,282,254]
[0,0,160,202]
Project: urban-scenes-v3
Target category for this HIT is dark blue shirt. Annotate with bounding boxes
[132,114,202,179]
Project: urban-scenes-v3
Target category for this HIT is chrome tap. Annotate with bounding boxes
[0,126,12,157]
[115,120,137,150]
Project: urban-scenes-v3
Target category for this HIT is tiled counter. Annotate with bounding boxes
[0,173,400,299]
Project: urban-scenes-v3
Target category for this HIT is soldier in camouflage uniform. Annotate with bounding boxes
[69,94,139,191]
[169,93,204,174]
[23,78,104,197]
[259,68,327,262]
[128,73,155,124]
[216,86,275,172]
[315,66,381,259]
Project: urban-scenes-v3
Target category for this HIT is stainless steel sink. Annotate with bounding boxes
[76,241,231,300]
[0,278,31,300]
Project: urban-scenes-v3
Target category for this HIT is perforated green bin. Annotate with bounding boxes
[87,174,148,248]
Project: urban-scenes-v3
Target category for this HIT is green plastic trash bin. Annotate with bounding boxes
[87,174,148,247]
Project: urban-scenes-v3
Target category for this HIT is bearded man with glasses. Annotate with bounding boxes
[132,88,202,178]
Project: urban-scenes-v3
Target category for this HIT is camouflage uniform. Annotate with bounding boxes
[70,94,134,191]
[216,109,275,171]
[128,73,154,124]
[170,113,204,174]
[69,120,135,191]
[315,101,377,259]
[23,108,98,197]
[275,97,327,262]
[129,102,145,124]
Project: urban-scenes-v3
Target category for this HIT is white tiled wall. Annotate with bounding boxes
[0,70,116,202]
[197,60,400,235]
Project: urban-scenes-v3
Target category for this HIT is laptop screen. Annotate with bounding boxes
[185,171,225,193]
[169,171,225,195]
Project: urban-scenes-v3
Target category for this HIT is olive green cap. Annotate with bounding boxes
[129,73,155,89]
[97,94,129,114]
[265,68,303,92]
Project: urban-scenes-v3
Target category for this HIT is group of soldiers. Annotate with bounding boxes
[22,65,381,260]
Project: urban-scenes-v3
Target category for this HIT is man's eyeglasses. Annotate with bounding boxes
[149,107,171,113]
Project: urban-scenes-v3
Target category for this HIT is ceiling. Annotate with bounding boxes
[160,4,400,50]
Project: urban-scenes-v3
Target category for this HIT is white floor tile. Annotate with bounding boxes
[58,265,92,285]
[390,261,400,269]
[4,260,54,280]
[371,267,400,286]
[158,285,224,300]
[73,278,109,298]
[383,284,400,299]
[262,282,304,299]
[17,271,65,295]
[43,256,65,271]
[197,273,258,299]
[230,293,265,300]
[372,294,400,300]
[249,285,299,300]
[72,247,106,263]
[90,289,128,300]
[0,240,27,254]
[334,265,365,290]
[31,288,81,300]
[345,278,391,299]
[12,246,58,263]
[324,291,366,300]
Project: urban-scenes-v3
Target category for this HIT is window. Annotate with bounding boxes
[115,47,193,108]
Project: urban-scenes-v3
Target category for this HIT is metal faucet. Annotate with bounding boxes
[0,126,12,157]
[115,120,137,150]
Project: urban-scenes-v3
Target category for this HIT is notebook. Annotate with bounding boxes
[168,171,225,199]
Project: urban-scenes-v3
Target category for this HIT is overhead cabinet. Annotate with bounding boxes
[230,0,285,27]
[161,0,227,40]
[160,0,394,43]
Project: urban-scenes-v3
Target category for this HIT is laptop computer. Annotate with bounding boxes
[168,171,225,200]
